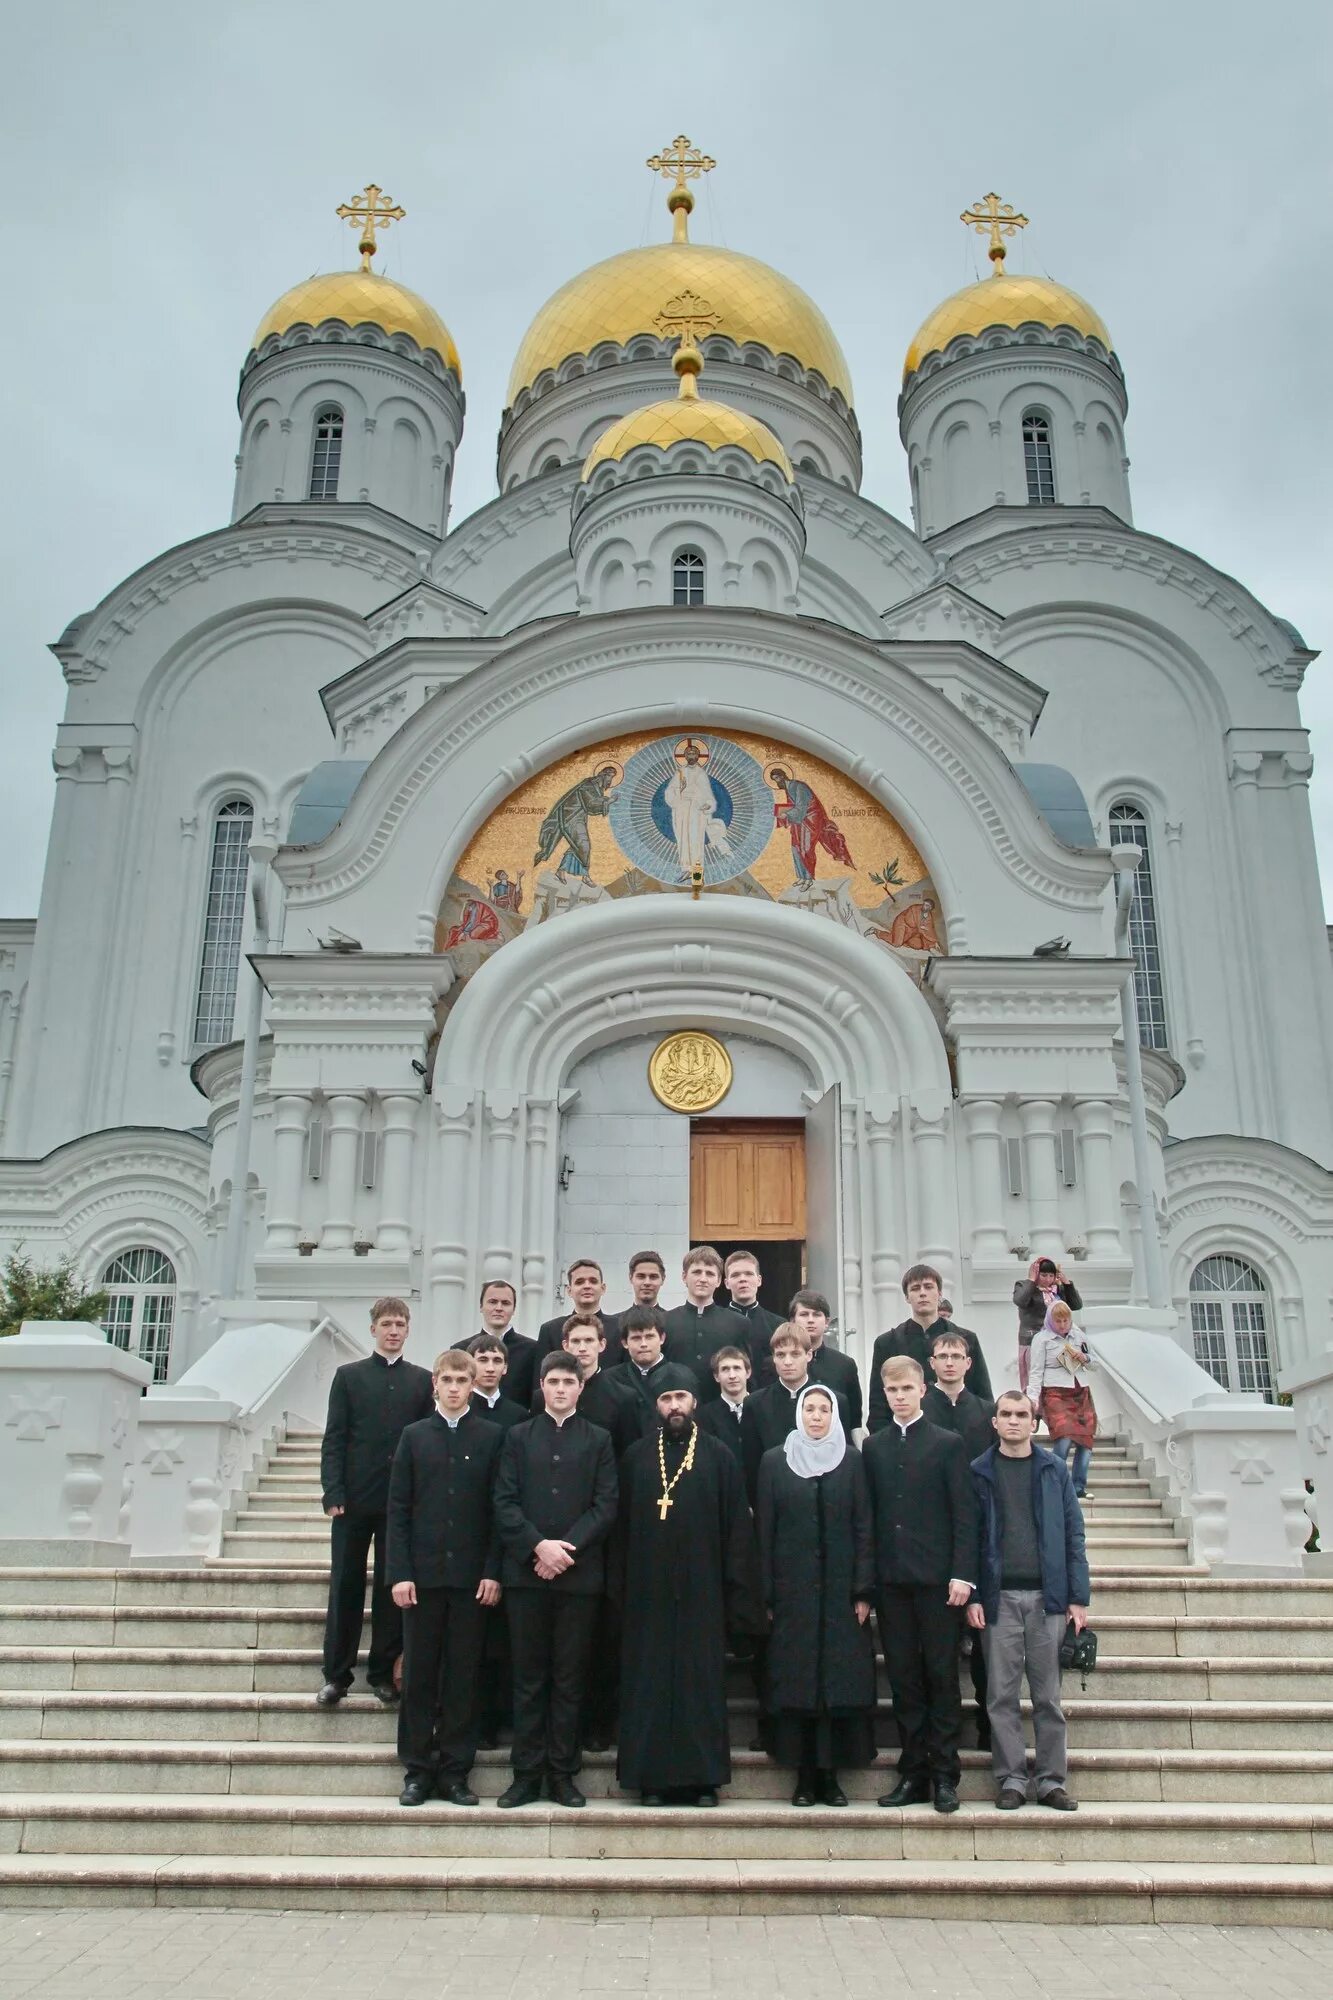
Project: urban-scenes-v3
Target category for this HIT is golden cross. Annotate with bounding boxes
[335,184,407,271]
[655,288,720,344]
[647,134,715,242]
[960,191,1029,272]
[657,1494,673,1520]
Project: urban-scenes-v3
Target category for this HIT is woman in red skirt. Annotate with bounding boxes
[1028,1300,1096,1497]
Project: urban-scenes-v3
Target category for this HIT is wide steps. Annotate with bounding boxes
[0,1849,1329,1922]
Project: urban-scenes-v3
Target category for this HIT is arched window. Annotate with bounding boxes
[1022,411,1056,505]
[193,798,253,1050]
[101,1247,177,1382]
[309,407,343,501]
[1108,801,1169,1050]
[1189,1255,1275,1401]
[540,455,562,475]
[672,549,705,607]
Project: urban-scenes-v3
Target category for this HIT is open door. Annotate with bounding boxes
[804,1084,844,1338]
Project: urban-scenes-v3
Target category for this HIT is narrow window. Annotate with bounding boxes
[1108,801,1169,1051]
[672,550,705,606]
[1189,1256,1275,1402]
[1022,411,1056,505]
[102,1247,177,1383]
[193,798,253,1049]
[309,407,343,501]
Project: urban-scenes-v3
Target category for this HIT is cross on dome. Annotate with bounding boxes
[960,191,1029,273]
[646,134,716,243]
[335,183,407,270]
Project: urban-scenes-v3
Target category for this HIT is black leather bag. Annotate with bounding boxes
[1059,1620,1098,1688]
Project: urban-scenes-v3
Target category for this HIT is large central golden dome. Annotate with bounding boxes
[507,239,853,407]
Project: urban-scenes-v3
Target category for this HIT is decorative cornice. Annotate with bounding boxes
[503,332,858,431]
[241,319,464,398]
[803,486,935,590]
[573,442,802,522]
[900,322,1124,406]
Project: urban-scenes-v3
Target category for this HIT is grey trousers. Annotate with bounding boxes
[980,1589,1068,1798]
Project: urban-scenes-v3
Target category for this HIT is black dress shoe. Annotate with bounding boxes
[398,1775,433,1807]
[315,1681,346,1707]
[933,1778,961,1815]
[642,1792,667,1807]
[819,1774,849,1808]
[878,1776,931,1809]
[496,1777,543,1809]
[693,1788,719,1808]
[791,1776,818,1807]
[440,1782,479,1807]
[996,1788,1026,1810]
[1039,1786,1078,1812]
[370,1683,400,1706]
[548,1776,586,1809]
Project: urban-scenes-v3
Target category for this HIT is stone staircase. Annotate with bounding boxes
[0,1428,1331,1921]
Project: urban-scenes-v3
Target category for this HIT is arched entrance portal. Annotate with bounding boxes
[428,896,952,1368]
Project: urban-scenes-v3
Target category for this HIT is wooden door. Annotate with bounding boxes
[690,1121,806,1241]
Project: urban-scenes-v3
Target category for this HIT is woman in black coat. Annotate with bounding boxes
[756,1384,877,1807]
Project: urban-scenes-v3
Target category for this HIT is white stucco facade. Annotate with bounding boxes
[2,199,1329,1418]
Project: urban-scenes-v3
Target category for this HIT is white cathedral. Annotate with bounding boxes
[2,150,1330,1394]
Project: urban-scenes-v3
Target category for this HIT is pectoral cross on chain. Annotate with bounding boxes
[657,1493,673,1520]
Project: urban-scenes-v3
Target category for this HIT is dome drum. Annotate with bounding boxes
[570,464,806,615]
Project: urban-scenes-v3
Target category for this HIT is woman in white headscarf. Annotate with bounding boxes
[756,1385,877,1806]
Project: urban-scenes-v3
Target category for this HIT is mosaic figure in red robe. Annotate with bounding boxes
[767,765,855,882]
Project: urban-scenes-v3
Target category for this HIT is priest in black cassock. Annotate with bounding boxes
[615,1366,766,1806]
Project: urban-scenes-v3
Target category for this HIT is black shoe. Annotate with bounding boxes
[315,1681,347,1707]
[440,1781,479,1807]
[370,1683,400,1706]
[819,1773,849,1808]
[791,1775,818,1807]
[878,1776,931,1809]
[583,1728,612,1754]
[1039,1786,1078,1812]
[496,1777,543,1809]
[398,1775,433,1807]
[933,1778,960,1815]
[642,1792,667,1806]
[549,1776,586,1809]
[747,1736,766,1753]
[996,1788,1026,1810]
[693,1788,719,1808]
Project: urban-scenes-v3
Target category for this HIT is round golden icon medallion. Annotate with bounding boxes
[648,1031,733,1114]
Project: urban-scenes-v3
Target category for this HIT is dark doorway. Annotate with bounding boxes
[700,1239,805,1319]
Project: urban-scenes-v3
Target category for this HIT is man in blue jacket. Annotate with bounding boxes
[967,1390,1090,1812]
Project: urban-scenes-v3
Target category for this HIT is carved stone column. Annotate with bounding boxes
[961,1098,1008,1263]
[481,1094,520,1284]
[429,1087,477,1341]
[265,1093,312,1252]
[319,1093,365,1250]
[1019,1097,1064,1260]
[375,1092,420,1254]
[520,1098,555,1328]
[910,1098,954,1283]
[1074,1097,1121,1260]
[864,1099,901,1329]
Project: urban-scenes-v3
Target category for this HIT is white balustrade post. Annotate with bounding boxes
[0,1323,150,1565]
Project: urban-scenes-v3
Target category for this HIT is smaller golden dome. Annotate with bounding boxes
[904,271,1111,383]
[251,269,461,377]
[582,340,793,480]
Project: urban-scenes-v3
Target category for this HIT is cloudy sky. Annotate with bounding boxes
[3,0,1330,914]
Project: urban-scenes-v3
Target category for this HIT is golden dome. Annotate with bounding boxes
[508,239,852,407]
[581,340,793,479]
[251,269,461,376]
[904,271,1111,382]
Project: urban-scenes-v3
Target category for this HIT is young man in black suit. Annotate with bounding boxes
[699,1344,752,1467]
[534,1259,624,1370]
[663,1245,750,1399]
[559,1318,644,1458]
[467,1334,528,1431]
[607,1305,672,1419]
[922,1328,997,1750]
[622,1249,667,1316]
[452,1281,538,1408]
[493,1351,618,1808]
[790,1287,863,1432]
[723,1250,783,1384]
[866,1264,993,1430]
[318,1297,435,1708]
[386,1349,503,1807]
[863,1353,979,1814]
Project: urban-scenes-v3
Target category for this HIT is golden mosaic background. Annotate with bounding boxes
[450,729,928,912]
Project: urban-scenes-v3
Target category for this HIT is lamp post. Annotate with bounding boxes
[1110,843,1168,1308]
[219,836,279,1301]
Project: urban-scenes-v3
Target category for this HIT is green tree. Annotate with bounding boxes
[0,1251,109,1339]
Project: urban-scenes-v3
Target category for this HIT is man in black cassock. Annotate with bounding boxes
[533,1258,624,1370]
[662,1246,750,1401]
[451,1280,538,1408]
[615,1366,765,1806]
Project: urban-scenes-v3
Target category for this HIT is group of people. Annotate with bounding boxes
[317,1248,1091,1816]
